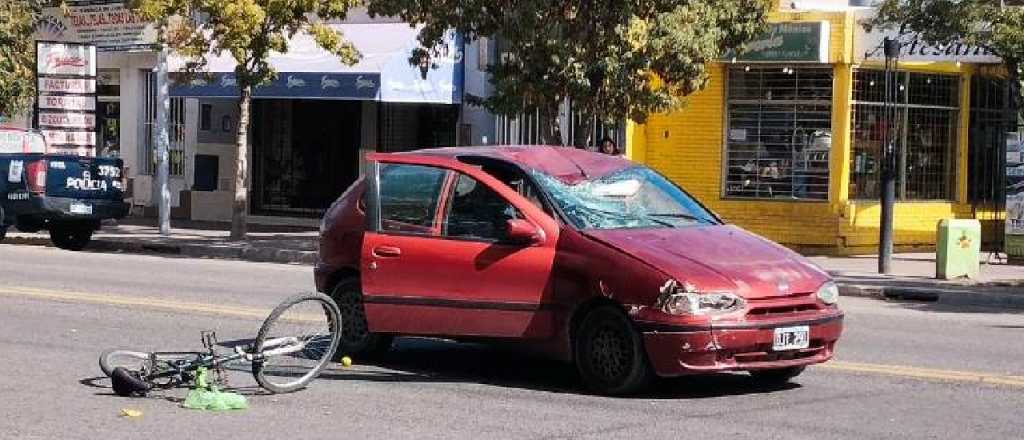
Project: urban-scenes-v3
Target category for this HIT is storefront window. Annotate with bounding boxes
[850,70,959,200]
[724,66,834,200]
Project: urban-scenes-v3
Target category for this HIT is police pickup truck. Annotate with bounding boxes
[0,128,128,250]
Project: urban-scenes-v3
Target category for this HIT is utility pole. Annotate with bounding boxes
[154,48,171,236]
[879,37,901,274]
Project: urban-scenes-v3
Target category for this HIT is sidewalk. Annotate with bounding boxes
[4,219,1023,307]
[808,253,1024,309]
[3,218,319,265]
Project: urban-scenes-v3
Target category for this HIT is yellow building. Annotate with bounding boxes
[627,7,1015,254]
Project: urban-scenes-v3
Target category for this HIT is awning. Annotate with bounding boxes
[169,23,463,104]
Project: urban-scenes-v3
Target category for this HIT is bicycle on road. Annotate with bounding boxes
[99,292,342,396]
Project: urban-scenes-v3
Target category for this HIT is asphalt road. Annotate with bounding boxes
[1,244,1023,440]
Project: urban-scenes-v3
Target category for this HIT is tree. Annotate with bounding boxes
[0,1,64,120]
[868,1,1024,97]
[129,0,363,240]
[368,0,771,147]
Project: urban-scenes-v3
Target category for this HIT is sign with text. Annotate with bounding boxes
[36,1,157,51]
[726,22,831,63]
[36,41,97,76]
[854,10,1001,63]
[38,95,96,112]
[35,41,98,156]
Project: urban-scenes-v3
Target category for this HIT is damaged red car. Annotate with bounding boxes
[316,146,843,395]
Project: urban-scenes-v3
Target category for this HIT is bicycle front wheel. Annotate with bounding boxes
[252,292,342,393]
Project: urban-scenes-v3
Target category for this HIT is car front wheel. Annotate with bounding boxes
[574,306,652,396]
[329,277,393,359]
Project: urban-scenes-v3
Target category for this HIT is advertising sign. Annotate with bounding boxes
[854,10,1002,63]
[726,22,831,63]
[36,41,97,76]
[38,77,97,94]
[36,1,157,51]
[38,95,97,112]
[36,41,98,156]
[1006,133,1024,259]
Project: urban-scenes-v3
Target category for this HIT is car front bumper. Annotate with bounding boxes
[641,312,844,377]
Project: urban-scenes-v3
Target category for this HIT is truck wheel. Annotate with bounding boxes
[50,226,93,251]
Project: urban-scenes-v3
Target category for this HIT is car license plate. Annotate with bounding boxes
[70,203,93,215]
[773,325,810,351]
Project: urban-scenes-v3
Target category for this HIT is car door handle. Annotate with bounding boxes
[372,246,402,258]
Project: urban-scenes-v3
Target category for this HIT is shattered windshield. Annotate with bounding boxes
[530,166,719,230]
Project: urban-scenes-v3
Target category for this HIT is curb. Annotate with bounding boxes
[3,235,317,265]
[838,281,1024,310]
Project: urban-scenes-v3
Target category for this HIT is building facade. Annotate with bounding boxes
[627,4,1016,253]
[29,2,493,225]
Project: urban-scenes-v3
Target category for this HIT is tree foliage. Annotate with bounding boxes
[369,0,771,146]
[128,0,363,239]
[869,1,1024,73]
[0,1,64,119]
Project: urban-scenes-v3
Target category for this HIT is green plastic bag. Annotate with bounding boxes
[182,367,248,411]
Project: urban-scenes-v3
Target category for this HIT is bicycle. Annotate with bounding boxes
[99,292,342,397]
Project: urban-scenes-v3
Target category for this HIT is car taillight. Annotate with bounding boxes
[26,160,47,193]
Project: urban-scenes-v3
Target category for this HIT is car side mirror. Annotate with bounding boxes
[506,219,543,245]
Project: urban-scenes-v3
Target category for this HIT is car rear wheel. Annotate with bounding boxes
[749,366,805,385]
[329,277,393,360]
[574,306,652,396]
[50,225,93,251]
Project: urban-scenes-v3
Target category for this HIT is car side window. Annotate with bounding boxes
[444,173,521,242]
[379,163,448,235]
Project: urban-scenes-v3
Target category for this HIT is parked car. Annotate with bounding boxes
[0,128,128,250]
[316,146,843,395]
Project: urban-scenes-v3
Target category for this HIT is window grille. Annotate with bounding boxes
[142,71,186,176]
[850,70,959,200]
[723,66,834,200]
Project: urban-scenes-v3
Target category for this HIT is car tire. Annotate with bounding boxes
[0,226,6,243]
[329,277,393,360]
[50,226,93,251]
[574,306,653,396]
[749,366,805,385]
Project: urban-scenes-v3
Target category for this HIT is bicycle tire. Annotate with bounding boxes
[252,292,342,394]
[99,349,151,378]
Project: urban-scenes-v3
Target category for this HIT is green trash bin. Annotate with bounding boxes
[936,219,981,279]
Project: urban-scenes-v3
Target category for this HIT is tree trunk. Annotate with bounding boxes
[538,102,563,146]
[230,84,252,241]
[572,109,594,149]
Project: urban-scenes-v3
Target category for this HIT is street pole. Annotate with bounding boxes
[154,48,171,236]
[879,37,900,274]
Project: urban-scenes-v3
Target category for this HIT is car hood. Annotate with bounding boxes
[583,225,829,299]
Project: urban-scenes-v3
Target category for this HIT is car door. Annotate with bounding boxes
[361,157,560,338]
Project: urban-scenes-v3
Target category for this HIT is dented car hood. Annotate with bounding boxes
[583,225,830,299]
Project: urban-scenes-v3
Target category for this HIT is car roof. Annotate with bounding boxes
[383,145,633,184]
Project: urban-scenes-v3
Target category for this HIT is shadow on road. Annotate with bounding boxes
[316,337,800,399]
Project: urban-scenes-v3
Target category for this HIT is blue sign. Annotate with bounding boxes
[170,72,382,100]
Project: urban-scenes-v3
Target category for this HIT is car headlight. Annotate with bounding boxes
[816,281,839,305]
[656,280,746,316]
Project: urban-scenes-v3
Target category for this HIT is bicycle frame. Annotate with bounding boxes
[139,337,304,387]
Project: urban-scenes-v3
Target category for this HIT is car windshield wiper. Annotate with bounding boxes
[577,206,675,228]
[646,212,711,224]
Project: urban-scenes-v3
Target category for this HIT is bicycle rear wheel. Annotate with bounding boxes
[252,293,342,394]
[99,349,151,377]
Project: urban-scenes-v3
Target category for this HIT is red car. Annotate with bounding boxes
[316,146,843,395]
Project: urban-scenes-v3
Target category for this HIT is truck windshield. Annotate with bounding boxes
[0,130,46,154]
[530,166,719,230]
